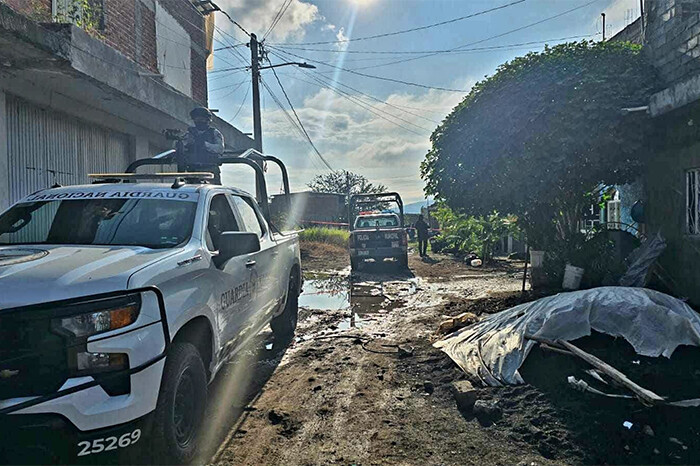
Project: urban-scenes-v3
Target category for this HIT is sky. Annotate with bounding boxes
[208,0,640,203]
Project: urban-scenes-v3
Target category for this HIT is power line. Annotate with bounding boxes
[340,0,605,72]
[228,81,251,123]
[268,65,334,171]
[267,45,466,92]
[279,64,430,137]
[269,49,439,128]
[260,77,328,172]
[209,79,249,92]
[216,6,251,37]
[277,34,599,55]
[263,0,293,40]
[271,0,526,46]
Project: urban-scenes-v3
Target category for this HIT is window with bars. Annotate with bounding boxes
[687,169,700,235]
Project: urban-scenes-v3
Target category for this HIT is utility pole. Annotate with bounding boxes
[601,13,606,41]
[250,33,263,153]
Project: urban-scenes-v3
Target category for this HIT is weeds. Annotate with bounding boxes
[299,228,349,247]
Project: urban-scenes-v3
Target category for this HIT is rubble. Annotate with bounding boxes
[435,287,700,388]
[451,380,477,411]
[437,311,478,334]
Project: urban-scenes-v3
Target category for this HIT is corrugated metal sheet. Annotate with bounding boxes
[6,95,131,204]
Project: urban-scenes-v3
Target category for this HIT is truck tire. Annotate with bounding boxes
[152,342,207,465]
[272,271,299,341]
[398,253,409,269]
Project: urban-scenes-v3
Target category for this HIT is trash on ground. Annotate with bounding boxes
[438,311,478,334]
[619,232,666,287]
[434,287,700,390]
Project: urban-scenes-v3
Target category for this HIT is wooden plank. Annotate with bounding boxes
[525,334,665,405]
[556,339,665,405]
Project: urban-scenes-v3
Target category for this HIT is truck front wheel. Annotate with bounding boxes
[272,271,299,341]
[152,342,208,464]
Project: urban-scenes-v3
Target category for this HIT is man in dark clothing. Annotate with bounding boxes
[414,215,429,257]
[179,107,225,184]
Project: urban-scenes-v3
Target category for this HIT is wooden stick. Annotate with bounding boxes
[526,334,665,405]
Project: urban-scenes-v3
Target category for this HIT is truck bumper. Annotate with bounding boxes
[350,247,407,260]
[0,411,153,464]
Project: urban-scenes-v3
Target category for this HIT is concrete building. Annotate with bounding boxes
[612,0,700,303]
[0,0,253,210]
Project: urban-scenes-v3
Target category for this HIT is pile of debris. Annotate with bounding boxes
[435,287,700,462]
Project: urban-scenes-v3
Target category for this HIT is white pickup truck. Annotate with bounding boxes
[0,156,301,464]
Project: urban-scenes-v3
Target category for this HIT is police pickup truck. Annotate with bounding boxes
[0,151,301,464]
[348,193,408,271]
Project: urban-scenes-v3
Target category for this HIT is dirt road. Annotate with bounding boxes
[204,249,555,465]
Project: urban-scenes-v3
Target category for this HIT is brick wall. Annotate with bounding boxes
[645,0,700,86]
[103,0,136,62]
[4,0,52,21]
[159,0,208,104]
[4,0,207,101]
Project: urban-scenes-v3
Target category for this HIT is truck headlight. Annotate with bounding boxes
[52,300,140,339]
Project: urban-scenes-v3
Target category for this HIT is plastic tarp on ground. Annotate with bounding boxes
[434,287,700,387]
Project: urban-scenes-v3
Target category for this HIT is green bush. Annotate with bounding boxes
[299,228,349,247]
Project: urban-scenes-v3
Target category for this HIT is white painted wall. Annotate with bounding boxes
[155,2,192,97]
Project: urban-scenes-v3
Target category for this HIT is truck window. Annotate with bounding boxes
[231,195,264,238]
[0,199,196,249]
[207,194,239,251]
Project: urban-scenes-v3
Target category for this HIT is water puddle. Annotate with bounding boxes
[299,277,350,310]
[299,276,419,331]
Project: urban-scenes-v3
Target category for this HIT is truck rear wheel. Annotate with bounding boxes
[272,271,299,341]
[398,253,409,269]
[152,342,207,464]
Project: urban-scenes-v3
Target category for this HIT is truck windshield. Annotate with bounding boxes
[0,198,196,249]
[355,215,399,229]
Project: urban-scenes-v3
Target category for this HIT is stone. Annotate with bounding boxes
[423,380,435,394]
[473,399,502,426]
[643,425,655,437]
[451,380,477,411]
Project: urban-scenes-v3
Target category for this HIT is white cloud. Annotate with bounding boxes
[335,27,349,51]
[216,0,320,42]
[259,79,474,203]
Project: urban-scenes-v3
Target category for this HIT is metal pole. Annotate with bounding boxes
[522,244,530,293]
[250,33,263,153]
[602,13,606,41]
[639,0,645,42]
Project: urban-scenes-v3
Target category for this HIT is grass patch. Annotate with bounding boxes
[299,227,349,247]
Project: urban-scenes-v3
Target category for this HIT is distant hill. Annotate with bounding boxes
[404,201,434,215]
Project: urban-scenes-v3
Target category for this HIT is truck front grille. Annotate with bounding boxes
[0,310,69,400]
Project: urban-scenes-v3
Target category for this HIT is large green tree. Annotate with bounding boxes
[308,170,386,196]
[421,41,658,247]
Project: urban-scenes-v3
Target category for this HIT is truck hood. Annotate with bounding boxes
[0,245,178,308]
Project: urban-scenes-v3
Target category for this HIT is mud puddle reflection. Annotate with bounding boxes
[299,276,418,331]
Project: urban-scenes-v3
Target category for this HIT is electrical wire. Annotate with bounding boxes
[277,34,600,55]
[267,45,466,92]
[263,0,293,40]
[271,0,525,46]
[260,78,326,172]
[268,66,334,171]
[228,82,251,123]
[336,0,605,72]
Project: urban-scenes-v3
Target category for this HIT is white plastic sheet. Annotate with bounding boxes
[435,287,700,387]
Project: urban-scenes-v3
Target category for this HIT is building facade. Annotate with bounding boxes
[0,0,253,210]
[631,0,700,303]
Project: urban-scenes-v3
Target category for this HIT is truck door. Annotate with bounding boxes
[205,193,252,360]
[230,195,280,330]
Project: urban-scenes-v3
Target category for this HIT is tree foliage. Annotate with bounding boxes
[421,41,658,247]
[431,204,520,261]
[308,170,386,196]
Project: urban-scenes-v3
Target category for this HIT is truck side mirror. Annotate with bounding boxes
[217,231,260,263]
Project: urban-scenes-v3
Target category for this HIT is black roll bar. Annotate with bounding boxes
[125,148,295,225]
[349,192,405,230]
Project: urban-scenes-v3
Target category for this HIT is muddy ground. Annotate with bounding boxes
[200,243,700,465]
